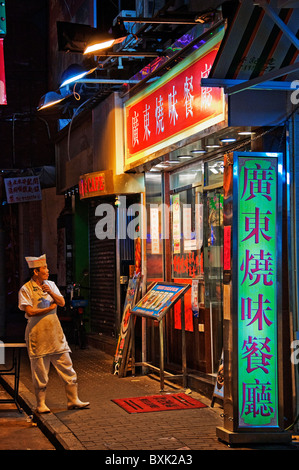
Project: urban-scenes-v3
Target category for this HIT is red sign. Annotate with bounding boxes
[223,225,231,270]
[124,33,225,170]
[79,170,114,199]
[0,39,6,105]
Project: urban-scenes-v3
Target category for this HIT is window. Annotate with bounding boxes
[145,172,164,281]
[171,187,204,280]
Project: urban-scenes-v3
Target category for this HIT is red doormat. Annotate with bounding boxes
[112,393,207,413]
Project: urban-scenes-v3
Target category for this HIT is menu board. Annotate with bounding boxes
[113,276,140,376]
[131,282,190,321]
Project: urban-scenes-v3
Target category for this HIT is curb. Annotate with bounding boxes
[0,375,86,450]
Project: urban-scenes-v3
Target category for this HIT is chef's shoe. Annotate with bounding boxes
[35,388,51,413]
[65,383,90,409]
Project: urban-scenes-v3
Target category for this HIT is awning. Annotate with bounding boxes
[206,0,299,94]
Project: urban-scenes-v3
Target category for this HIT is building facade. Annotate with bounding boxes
[38,0,299,431]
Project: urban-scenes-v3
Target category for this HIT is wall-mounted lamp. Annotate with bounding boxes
[83,17,132,55]
[37,91,66,111]
[83,34,127,55]
[60,63,97,88]
[58,62,142,90]
[38,68,141,113]
[57,21,130,56]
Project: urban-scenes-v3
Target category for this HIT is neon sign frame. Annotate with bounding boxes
[233,151,283,431]
[124,28,226,171]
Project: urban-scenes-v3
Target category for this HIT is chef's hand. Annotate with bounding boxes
[42,283,65,307]
[42,283,52,294]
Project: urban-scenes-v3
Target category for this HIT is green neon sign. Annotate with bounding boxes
[237,154,279,428]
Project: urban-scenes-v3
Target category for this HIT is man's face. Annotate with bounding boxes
[35,264,49,282]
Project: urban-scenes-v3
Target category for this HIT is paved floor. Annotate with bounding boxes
[0,389,55,450]
[1,345,299,452]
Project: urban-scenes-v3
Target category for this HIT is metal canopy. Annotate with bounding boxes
[204,0,299,93]
[202,62,299,94]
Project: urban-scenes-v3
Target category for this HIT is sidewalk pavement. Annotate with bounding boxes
[2,345,299,452]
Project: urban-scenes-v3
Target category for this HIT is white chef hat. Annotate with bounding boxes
[25,254,47,269]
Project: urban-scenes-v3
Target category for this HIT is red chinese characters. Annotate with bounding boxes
[125,44,224,163]
[173,252,203,278]
[4,177,41,203]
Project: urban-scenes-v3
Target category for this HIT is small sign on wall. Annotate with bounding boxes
[79,170,114,199]
[4,176,42,203]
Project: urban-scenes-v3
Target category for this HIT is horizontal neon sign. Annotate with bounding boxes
[79,170,114,199]
[124,30,225,170]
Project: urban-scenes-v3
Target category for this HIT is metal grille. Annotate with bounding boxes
[89,199,116,336]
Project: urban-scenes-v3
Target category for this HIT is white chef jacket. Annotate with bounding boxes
[18,279,71,359]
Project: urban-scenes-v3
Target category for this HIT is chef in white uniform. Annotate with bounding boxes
[18,254,89,413]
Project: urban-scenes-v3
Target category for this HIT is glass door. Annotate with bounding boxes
[171,187,203,280]
[203,188,223,373]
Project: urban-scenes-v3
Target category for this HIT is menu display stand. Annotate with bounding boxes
[130,282,190,391]
[113,275,141,377]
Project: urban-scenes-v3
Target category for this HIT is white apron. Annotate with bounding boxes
[19,280,71,359]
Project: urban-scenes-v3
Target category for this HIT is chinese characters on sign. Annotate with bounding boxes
[237,154,279,428]
[173,252,203,278]
[124,31,225,170]
[4,177,42,204]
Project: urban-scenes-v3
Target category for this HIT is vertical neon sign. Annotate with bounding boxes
[236,152,281,429]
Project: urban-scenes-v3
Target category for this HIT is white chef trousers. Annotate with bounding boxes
[30,352,77,390]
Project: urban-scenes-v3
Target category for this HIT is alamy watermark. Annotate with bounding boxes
[290,80,299,105]
[94,196,202,241]
[291,340,299,365]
